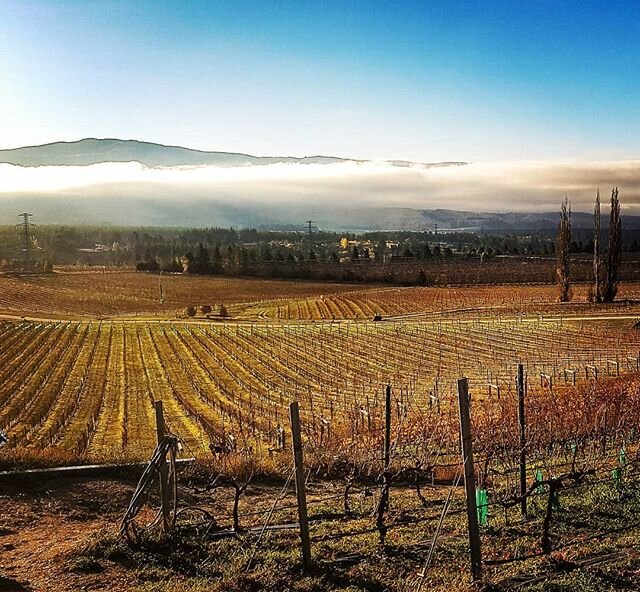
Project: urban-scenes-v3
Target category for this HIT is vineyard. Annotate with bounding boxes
[2,279,640,590]
[1,314,639,467]
[0,270,364,319]
[2,270,640,322]
[244,282,640,320]
[1,319,634,590]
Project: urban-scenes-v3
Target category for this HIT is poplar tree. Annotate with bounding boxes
[593,190,602,302]
[603,187,622,302]
[556,197,571,302]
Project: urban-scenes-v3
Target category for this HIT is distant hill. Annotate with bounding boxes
[0,138,468,169]
[336,208,607,231]
[2,192,639,230]
[244,207,640,232]
[2,139,637,231]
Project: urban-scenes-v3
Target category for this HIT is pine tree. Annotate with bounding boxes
[194,243,211,274]
[556,197,571,302]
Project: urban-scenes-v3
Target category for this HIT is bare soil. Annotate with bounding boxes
[0,478,137,592]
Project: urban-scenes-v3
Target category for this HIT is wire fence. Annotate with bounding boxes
[119,366,640,589]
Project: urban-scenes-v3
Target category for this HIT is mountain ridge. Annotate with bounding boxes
[0,138,468,169]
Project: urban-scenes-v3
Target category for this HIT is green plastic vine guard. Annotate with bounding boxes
[476,488,488,526]
[535,469,544,494]
[612,446,627,487]
[620,446,627,470]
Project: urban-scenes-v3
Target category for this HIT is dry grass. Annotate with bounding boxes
[3,474,640,592]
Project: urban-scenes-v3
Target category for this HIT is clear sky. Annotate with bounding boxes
[2,0,640,162]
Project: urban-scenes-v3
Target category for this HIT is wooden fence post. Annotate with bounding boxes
[154,400,171,533]
[457,378,483,584]
[517,364,527,519]
[289,401,312,571]
[376,384,392,546]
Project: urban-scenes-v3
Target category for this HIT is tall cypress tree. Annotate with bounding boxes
[593,190,602,302]
[556,197,571,302]
[603,187,622,302]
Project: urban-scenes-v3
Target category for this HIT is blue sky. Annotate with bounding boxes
[2,0,640,161]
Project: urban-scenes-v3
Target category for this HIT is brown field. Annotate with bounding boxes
[2,268,640,322]
[243,282,640,320]
[0,269,371,319]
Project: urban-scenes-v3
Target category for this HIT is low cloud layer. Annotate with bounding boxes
[1,159,639,225]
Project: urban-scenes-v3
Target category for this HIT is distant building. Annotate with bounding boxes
[77,243,112,254]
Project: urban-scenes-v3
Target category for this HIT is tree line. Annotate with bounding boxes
[556,188,622,302]
[1,217,638,286]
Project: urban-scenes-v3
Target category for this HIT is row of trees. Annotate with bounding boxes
[4,221,640,271]
[556,188,622,302]
[135,241,466,275]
